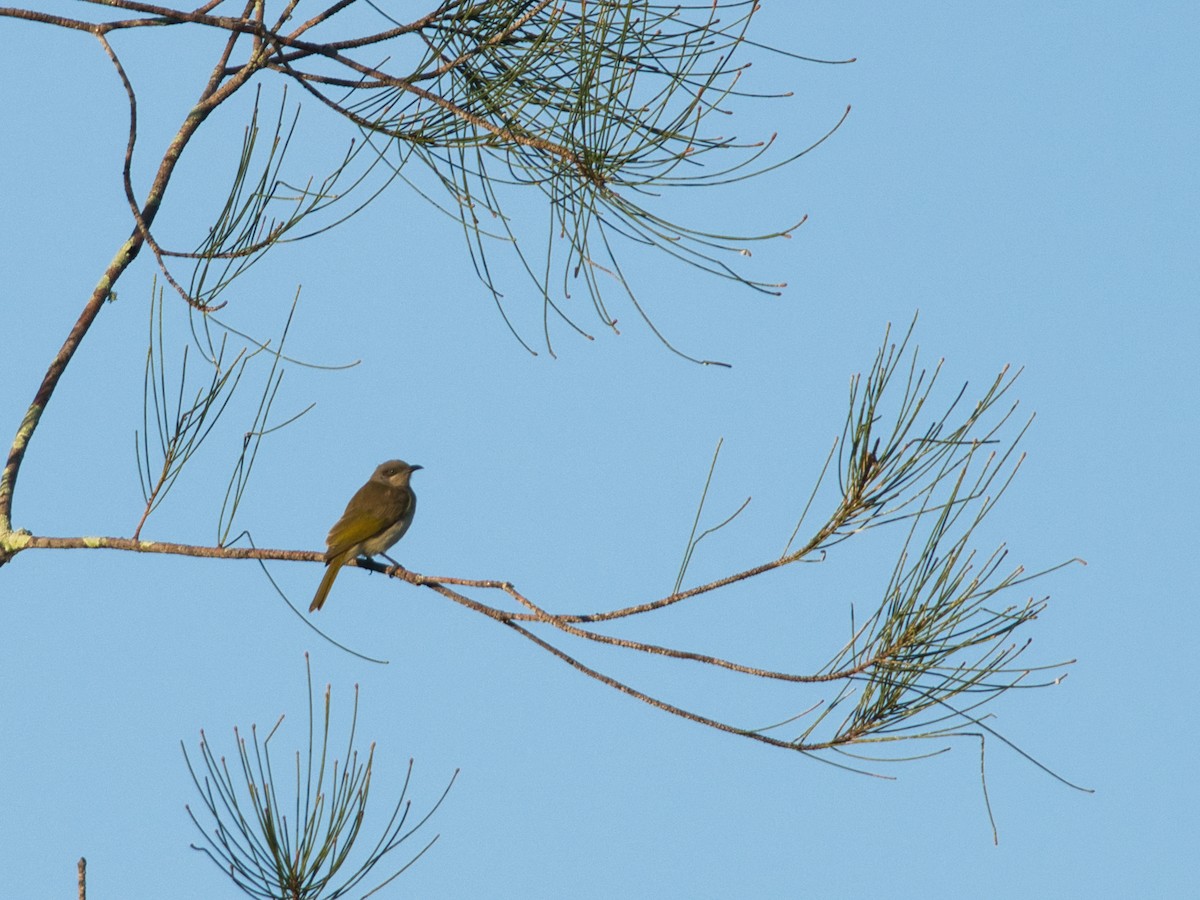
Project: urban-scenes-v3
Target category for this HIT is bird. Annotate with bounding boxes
[309,459,421,612]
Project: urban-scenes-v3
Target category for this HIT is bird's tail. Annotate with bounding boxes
[309,559,343,612]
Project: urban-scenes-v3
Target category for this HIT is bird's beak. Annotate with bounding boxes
[410,464,423,472]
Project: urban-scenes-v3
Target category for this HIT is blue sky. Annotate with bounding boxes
[1,2,1196,898]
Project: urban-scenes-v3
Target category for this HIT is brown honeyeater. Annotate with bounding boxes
[310,460,421,612]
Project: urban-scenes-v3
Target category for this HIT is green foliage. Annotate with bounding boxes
[183,659,456,899]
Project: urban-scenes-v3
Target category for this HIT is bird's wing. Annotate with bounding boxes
[324,483,411,560]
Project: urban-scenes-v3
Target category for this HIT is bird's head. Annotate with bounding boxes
[372,459,422,489]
